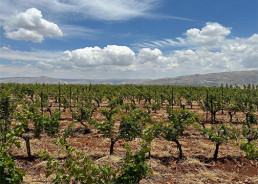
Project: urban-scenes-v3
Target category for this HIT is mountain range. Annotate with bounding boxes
[0,70,257,86]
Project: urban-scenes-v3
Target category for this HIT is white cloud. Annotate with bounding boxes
[61,25,100,39]
[0,1,71,25]
[137,48,162,63]
[185,22,231,46]
[129,22,258,75]
[1,23,257,79]
[171,49,232,71]
[36,31,257,77]
[133,22,231,48]
[0,0,184,22]
[137,48,177,66]
[37,46,180,73]
[5,28,44,43]
[4,8,63,42]
[0,46,62,61]
[75,0,160,21]
[38,45,136,69]
[221,34,258,69]
[0,64,41,78]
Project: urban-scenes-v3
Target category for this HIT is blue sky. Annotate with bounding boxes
[0,0,257,79]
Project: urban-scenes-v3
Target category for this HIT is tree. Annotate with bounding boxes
[115,144,150,184]
[197,124,235,160]
[142,121,164,158]
[151,100,161,113]
[92,109,149,155]
[238,113,258,159]
[0,94,25,183]
[17,105,61,158]
[42,139,150,184]
[71,104,96,134]
[198,88,223,124]
[42,136,115,184]
[0,119,25,183]
[163,107,199,159]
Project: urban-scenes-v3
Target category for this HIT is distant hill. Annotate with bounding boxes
[143,70,258,86]
[0,76,66,84]
[0,70,257,86]
[60,78,151,85]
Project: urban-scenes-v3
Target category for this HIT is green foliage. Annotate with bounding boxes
[40,92,49,107]
[93,119,115,139]
[198,87,225,123]
[238,113,258,159]
[72,105,96,122]
[0,119,25,183]
[100,108,118,121]
[90,108,119,154]
[143,121,164,144]
[43,136,150,184]
[163,108,198,159]
[44,110,61,136]
[184,89,197,108]
[197,123,236,159]
[122,102,136,113]
[142,121,164,157]
[242,123,258,142]
[151,100,161,113]
[119,110,150,141]
[115,144,150,184]
[71,105,96,134]
[239,140,258,159]
[1,82,258,184]
[62,97,69,110]
[93,91,104,107]
[164,107,199,140]
[17,106,61,138]
[92,109,149,155]
[0,94,16,120]
[201,124,233,144]
[108,96,124,110]
[43,137,116,184]
[0,150,25,184]
[144,103,151,114]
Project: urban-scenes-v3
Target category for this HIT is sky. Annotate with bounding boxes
[0,0,257,79]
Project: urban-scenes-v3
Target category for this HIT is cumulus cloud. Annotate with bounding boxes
[4,8,63,42]
[37,45,136,69]
[185,22,231,46]
[36,36,254,77]
[221,34,258,69]
[137,48,162,63]
[37,46,182,74]
[2,22,257,79]
[171,49,232,71]
[37,29,257,77]
[137,48,177,67]
[133,22,231,48]
[129,22,258,75]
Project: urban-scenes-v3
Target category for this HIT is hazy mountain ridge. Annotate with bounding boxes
[0,76,66,84]
[145,70,258,86]
[0,70,257,86]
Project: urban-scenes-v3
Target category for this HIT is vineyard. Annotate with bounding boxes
[0,83,257,183]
